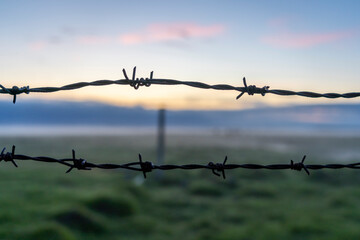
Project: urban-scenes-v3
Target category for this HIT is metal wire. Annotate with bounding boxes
[1,67,360,103]
[2,146,360,179]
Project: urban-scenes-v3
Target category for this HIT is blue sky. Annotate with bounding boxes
[1,0,359,109]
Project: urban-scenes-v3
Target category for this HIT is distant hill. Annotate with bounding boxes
[0,100,360,132]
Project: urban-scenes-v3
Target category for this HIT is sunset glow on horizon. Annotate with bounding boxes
[1,0,359,109]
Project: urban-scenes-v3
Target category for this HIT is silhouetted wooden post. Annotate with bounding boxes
[157,108,165,177]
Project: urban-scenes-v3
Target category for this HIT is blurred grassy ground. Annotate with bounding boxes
[0,133,360,240]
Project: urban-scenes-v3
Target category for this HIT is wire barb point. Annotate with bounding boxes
[0,84,30,104]
[209,156,228,179]
[236,77,269,99]
[0,145,18,167]
[122,67,153,90]
[66,149,89,173]
[291,155,309,175]
[138,154,153,179]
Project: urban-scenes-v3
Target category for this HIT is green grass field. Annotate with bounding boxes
[0,133,360,240]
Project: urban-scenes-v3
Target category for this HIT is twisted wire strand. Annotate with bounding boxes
[2,146,360,179]
[1,67,359,103]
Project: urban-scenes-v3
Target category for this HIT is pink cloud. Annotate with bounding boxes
[29,41,47,51]
[77,36,112,45]
[263,31,354,48]
[28,22,225,49]
[120,34,144,45]
[119,22,225,45]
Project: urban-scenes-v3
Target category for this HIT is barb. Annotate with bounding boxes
[0,145,18,167]
[138,154,154,179]
[66,150,90,173]
[1,67,359,103]
[0,85,29,103]
[2,146,360,179]
[290,155,309,175]
[208,156,228,179]
[236,78,269,99]
[122,67,152,90]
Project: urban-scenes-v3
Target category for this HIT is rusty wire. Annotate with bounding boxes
[1,67,360,103]
[2,146,360,179]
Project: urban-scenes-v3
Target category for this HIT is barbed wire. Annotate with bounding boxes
[2,146,360,179]
[1,67,360,103]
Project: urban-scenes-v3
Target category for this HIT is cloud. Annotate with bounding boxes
[262,18,356,48]
[119,22,225,45]
[29,41,48,51]
[76,36,112,45]
[29,35,63,51]
[28,22,225,50]
[262,30,354,48]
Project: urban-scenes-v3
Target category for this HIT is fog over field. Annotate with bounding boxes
[1,100,360,136]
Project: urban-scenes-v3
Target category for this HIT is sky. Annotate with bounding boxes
[0,0,359,110]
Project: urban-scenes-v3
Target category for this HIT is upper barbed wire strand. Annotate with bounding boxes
[1,67,359,103]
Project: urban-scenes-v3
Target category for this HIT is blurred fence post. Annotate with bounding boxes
[157,108,166,178]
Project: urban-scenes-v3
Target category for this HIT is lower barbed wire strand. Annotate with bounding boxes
[2,148,360,177]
